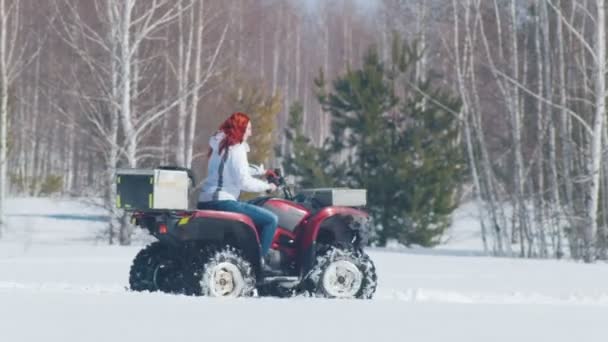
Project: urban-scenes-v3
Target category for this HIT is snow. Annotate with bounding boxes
[0,197,607,342]
[441,200,486,252]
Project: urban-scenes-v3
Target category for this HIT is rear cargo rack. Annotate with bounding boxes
[297,188,367,207]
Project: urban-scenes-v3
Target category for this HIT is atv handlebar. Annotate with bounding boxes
[265,168,294,200]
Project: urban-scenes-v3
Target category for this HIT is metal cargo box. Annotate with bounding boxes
[116,168,190,210]
[298,188,367,207]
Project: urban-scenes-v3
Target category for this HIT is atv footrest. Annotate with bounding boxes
[259,276,299,286]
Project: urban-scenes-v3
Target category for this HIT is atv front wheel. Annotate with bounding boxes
[199,246,256,297]
[305,246,377,299]
[129,242,183,293]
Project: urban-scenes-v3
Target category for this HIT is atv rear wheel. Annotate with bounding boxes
[199,246,256,297]
[129,242,183,293]
[305,246,377,299]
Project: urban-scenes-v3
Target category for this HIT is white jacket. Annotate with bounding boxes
[199,132,271,202]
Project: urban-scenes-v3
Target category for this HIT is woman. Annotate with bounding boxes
[198,112,278,257]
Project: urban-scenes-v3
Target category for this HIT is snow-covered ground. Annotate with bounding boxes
[0,198,607,342]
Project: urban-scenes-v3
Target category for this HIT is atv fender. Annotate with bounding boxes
[297,207,369,276]
[176,210,262,273]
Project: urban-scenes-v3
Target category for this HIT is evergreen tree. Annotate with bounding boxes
[386,80,465,246]
[281,102,335,188]
[284,42,464,247]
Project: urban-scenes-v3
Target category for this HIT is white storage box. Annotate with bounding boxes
[116,168,190,210]
[298,188,367,207]
[152,169,190,210]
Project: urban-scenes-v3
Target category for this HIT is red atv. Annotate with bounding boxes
[127,169,377,299]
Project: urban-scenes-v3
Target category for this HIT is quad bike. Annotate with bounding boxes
[126,169,377,299]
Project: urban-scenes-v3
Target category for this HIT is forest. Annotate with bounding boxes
[0,0,606,263]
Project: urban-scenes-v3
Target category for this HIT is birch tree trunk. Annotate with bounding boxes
[271,3,281,96]
[119,0,136,169]
[600,125,608,258]
[538,0,563,258]
[107,0,121,245]
[186,0,205,169]
[342,0,350,69]
[452,0,488,253]
[31,54,41,190]
[321,4,331,144]
[584,0,606,262]
[0,0,8,236]
[295,20,301,105]
[534,1,547,257]
[176,0,194,167]
[474,0,512,255]
[0,0,27,236]
[415,0,428,84]
[508,0,530,257]
[259,19,265,81]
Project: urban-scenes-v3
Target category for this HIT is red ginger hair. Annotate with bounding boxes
[213,112,250,156]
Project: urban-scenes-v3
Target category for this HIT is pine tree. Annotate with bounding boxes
[284,43,465,247]
[387,80,465,246]
[281,102,335,188]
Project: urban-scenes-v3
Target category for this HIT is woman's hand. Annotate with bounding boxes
[264,169,278,179]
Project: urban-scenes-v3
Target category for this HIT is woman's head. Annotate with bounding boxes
[217,112,251,154]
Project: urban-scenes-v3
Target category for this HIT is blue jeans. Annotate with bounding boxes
[197,200,278,256]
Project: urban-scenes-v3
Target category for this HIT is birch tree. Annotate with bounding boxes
[56,0,220,244]
[586,0,605,262]
[534,0,607,261]
[0,0,37,236]
[173,0,229,169]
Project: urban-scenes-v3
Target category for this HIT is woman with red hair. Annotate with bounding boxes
[198,112,278,257]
